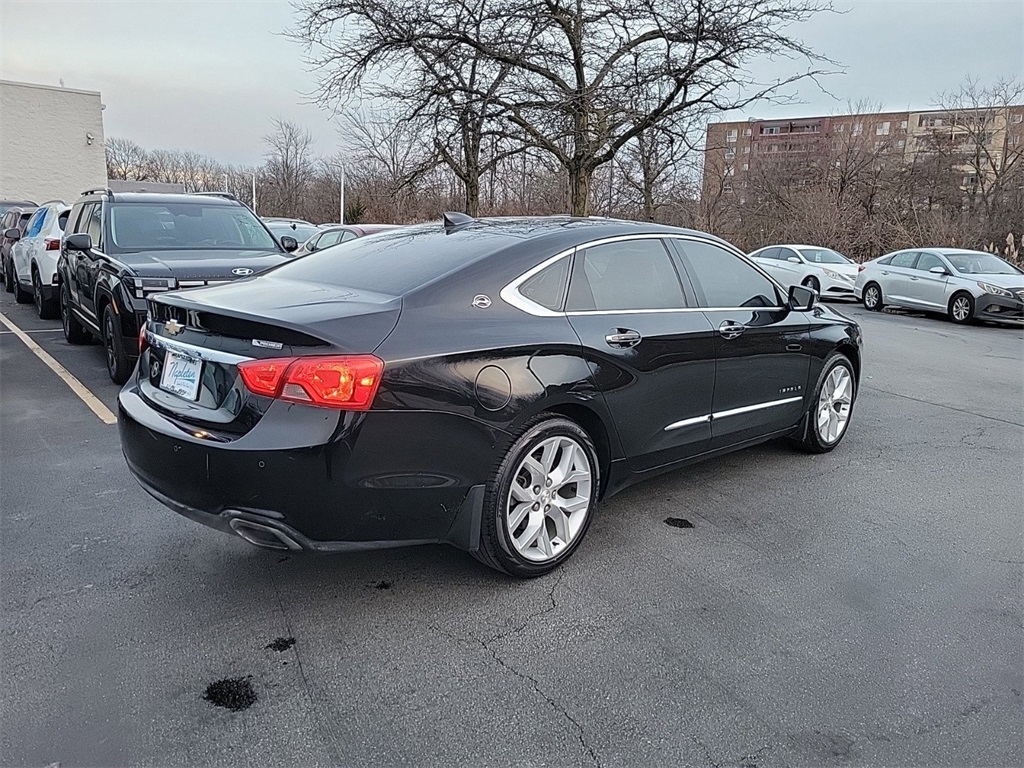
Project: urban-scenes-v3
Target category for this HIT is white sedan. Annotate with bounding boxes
[9,201,70,318]
[749,244,859,299]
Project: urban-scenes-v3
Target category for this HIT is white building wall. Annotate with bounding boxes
[0,80,107,204]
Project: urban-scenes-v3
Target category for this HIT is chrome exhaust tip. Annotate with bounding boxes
[229,518,301,551]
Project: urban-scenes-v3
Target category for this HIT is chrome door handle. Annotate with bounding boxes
[605,329,642,348]
[719,321,746,339]
[881,271,889,275]
[909,276,919,281]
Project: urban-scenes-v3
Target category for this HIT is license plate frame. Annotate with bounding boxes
[159,350,202,401]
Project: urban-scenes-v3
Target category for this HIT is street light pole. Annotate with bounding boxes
[339,165,345,224]
[251,172,257,214]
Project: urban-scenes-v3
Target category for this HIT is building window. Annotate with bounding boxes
[725,148,736,160]
[741,163,749,171]
[897,139,906,149]
[874,140,882,149]
[852,122,863,136]
[726,129,738,143]
[835,124,845,133]
[1013,114,1023,124]
[900,119,908,130]
[962,175,977,187]
[725,165,735,176]
[723,182,733,194]
[763,126,781,135]
[876,121,890,135]
[743,146,750,154]
[743,127,752,136]
[919,115,945,128]
[1012,135,1021,146]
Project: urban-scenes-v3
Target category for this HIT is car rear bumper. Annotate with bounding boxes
[117,383,504,550]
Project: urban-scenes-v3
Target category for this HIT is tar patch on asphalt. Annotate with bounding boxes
[203,676,256,711]
[664,517,694,529]
[266,637,295,652]
[373,581,392,590]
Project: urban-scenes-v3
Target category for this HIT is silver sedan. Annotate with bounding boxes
[854,248,1024,325]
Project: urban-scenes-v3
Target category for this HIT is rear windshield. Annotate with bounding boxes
[107,202,278,252]
[267,222,319,242]
[274,225,510,295]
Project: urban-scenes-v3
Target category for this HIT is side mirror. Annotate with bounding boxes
[65,233,93,252]
[789,283,817,311]
[787,256,801,264]
[3,228,20,240]
[929,266,950,276]
[280,235,298,252]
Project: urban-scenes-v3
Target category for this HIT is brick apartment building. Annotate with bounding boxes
[703,104,1024,199]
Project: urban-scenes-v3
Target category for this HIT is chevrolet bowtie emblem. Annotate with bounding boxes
[165,319,183,335]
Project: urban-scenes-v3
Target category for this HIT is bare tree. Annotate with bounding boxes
[105,137,150,180]
[262,119,316,216]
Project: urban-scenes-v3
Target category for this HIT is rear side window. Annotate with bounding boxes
[890,252,918,268]
[317,230,344,249]
[674,240,781,309]
[519,257,569,311]
[566,239,685,311]
[57,210,70,231]
[72,203,93,234]
[85,205,103,245]
[18,212,33,231]
[759,247,782,260]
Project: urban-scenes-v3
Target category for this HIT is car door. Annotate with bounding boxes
[564,236,716,472]
[772,247,806,288]
[77,203,106,321]
[907,251,951,309]
[881,251,920,304]
[670,238,812,450]
[62,203,86,305]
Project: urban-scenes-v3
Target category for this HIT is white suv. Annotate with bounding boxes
[10,201,70,318]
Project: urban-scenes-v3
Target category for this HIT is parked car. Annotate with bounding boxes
[0,199,37,217]
[9,201,71,317]
[264,220,318,250]
[293,224,402,256]
[2,204,38,293]
[749,244,859,298]
[856,248,1024,324]
[58,189,298,384]
[119,214,862,577]
[262,216,314,226]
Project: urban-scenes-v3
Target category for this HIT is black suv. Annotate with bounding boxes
[58,190,299,383]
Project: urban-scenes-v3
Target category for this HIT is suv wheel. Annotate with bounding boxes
[102,305,131,384]
[61,284,91,344]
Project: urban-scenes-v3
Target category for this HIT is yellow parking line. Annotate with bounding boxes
[0,312,117,425]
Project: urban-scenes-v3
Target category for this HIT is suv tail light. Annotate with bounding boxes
[139,320,148,355]
[45,238,60,251]
[238,355,384,410]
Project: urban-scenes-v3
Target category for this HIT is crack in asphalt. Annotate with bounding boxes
[863,385,1024,428]
[431,572,601,766]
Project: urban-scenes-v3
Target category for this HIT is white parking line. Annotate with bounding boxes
[0,328,64,335]
[0,312,117,425]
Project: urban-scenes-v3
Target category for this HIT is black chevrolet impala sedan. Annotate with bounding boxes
[119,215,862,577]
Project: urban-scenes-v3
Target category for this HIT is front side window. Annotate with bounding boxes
[317,230,345,249]
[915,253,945,272]
[890,252,919,269]
[674,240,781,309]
[566,239,685,312]
[107,203,278,252]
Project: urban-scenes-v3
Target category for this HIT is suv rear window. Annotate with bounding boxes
[107,203,277,252]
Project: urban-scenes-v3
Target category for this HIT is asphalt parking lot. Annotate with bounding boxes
[1,290,1021,767]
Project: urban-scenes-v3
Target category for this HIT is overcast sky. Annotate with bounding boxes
[1,0,1022,166]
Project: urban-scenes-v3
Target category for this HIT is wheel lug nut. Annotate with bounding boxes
[533,486,540,494]
[533,503,540,510]
[544,505,550,511]
[545,479,552,487]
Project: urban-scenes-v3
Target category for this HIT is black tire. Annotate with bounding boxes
[948,292,974,324]
[102,304,131,384]
[794,353,856,454]
[862,282,883,311]
[61,283,91,344]
[474,415,600,578]
[13,272,32,303]
[802,275,820,294]
[33,269,58,319]
[3,258,13,293]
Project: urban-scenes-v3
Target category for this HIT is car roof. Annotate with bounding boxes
[79,191,240,206]
[426,214,732,244]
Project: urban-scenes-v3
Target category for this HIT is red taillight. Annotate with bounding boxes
[238,355,384,410]
[45,238,60,251]
[139,321,148,355]
[857,264,865,272]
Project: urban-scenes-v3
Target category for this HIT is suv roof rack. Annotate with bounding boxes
[193,192,238,201]
[81,187,114,198]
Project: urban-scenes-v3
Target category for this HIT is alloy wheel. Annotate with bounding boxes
[864,285,879,309]
[61,289,70,334]
[816,365,853,444]
[33,274,42,312]
[506,435,593,563]
[104,314,117,374]
[952,296,971,322]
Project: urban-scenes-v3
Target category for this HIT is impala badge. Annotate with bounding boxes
[165,319,183,335]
